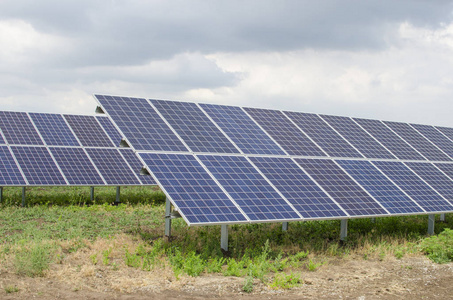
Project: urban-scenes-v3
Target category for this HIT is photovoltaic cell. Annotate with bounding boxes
[198,155,300,221]
[384,121,451,161]
[404,162,453,204]
[95,95,187,151]
[0,134,5,144]
[97,116,123,147]
[29,113,80,146]
[11,146,66,185]
[434,163,453,181]
[50,147,104,185]
[151,100,239,154]
[85,148,141,185]
[435,126,453,146]
[139,153,247,224]
[64,115,114,147]
[353,118,425,160]
[249,156,346,219]
[284,111,363,158]
[372,161,453,212]
[200,104,285,155]
[336,160,423,214]
[119,149,157,185]
[0,146,26,185]
[294,158,387,216]
[411,124,453,159]
[320,115,396,159]
[0,112,43,145]
[244,107,326,156]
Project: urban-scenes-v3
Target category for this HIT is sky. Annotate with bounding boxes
[1,1,453,126]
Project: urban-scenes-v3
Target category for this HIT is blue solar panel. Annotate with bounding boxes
[85,148,141,185]
[435,126,453,146]
[119,149,156,185]
[372,161,453,212]
[96,116,123,147]
[320,115,396,159]
[200,104,285,155]
[404,162,453,204]
[50,147,105,185]
[95,95,187,152]
[294,158,388,216]
[11,146,66,185]
[198,155,301,221]
[29,113,80,146]
[412,124,453,159]
[336,160,423,214]
[0,112,43,145]
[139,153,247,224]
[384,121,451,161]
[249,156,346,219]
[0,146,26,185]
[284,112,363,158]
[353,118,425,160]
[244,107,326,156]
[434,163,453,181]
[64,115,114,147]
[151,100,239,154]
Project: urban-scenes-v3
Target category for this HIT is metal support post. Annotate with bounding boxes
[90,187,94,202]
[440,214,445,222]
[340,219,348,241]
[115,186,120,204]
[22,187,26,207]
[371,218,376,223]
[282,222,288,231]
[165,198,172,237]
[221,225,228,251]
[428,214,435,235]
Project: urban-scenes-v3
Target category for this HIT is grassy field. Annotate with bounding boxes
[1,186,453,293]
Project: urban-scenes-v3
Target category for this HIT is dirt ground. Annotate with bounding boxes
[1,254,452,300]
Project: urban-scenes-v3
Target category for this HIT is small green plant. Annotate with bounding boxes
[223,258,245,277]
[242,273,254,293]
[394,249,404,259]
[102,248,112,265]
[270,272,302,289]
[420,228,453,263]
[306,258,324,272]
[90,254,98,265]
[14,243,54,277]
[206,257,226,273]
[4,285,19,293]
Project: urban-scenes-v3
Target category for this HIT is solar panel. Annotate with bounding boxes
[199,104,285,155]
[50,147,105,185]
[29,113,80,146]
[320,115,396,159]
[151,100,239,154]
[64,115,114,147]
[118,149,157,185]
[198,155,301,221]
[383,121,451,161]
[0,146,26,185]
[11,146,67,185]
[294,158,388,216]
[404,162,453,203]
[243,107,326,156]
[284,112,363,158]
[435,126,453,146]
[411,124,453,159]
[85,148,141,185]
[353,118,426,160]
[249,156,347,219]
[0,134,5,144]
[96,116,123,147]
[139,153,247,225]
[434,163,453,181]
[94,95,188,152]
[0,112,43,145]
[336,160,423,214]
[372,161,453,212]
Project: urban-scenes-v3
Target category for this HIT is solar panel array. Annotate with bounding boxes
[0,111,156,187]
[93,94,453,226]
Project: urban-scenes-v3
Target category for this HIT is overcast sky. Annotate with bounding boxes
[1,1,453,126]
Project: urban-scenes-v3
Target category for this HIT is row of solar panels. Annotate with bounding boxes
[93,95,453,226]
[0,111,155,186]
[95,95,453,161]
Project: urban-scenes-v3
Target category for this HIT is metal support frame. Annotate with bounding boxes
[165,198,172,237]
[221,225,228,251]
[22,187,26,207]
[428,214,435,235]
[440,214,446,222]
[282,222,288,231]
[115,186,120,204]
[90,187,94,202]
[340,219,348,241]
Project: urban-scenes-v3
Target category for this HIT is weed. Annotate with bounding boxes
[306,258,324,272]
[270,272,302,289]
[394,249,404,259]
[90,254,98,265]
[206,257,226,273]
[420,228,453,263]
[14,243,54,277]
[242,273,254,293]
[4,285,19,293]
[102,248,112,265]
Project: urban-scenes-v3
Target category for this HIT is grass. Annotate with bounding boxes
[1,186,453,290]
